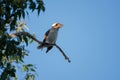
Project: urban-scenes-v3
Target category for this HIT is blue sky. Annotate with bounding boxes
[24,0,120,80]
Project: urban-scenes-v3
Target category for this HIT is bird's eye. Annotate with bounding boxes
[55,24,58,26]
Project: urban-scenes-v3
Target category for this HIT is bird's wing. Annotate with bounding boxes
[43,29,50,42]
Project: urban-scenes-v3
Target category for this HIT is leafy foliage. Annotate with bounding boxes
[0,0,45,80]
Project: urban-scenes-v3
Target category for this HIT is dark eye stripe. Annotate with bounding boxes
[55,24,58,26]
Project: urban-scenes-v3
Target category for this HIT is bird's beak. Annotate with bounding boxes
[59,23,63,28]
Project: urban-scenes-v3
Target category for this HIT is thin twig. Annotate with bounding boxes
[55,44,71,63]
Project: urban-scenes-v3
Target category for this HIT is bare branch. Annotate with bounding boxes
[54,44,71,63]
[9,32,71,63]
[9,32,42,44]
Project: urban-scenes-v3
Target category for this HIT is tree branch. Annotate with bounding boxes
[54,44,71,63]
[9,32,71,63]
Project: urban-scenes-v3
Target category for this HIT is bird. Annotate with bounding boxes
[37,22,63,53]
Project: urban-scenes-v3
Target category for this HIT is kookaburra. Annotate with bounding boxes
[37,22,63,53]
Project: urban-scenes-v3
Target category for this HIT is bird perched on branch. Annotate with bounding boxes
[37,22,63,53]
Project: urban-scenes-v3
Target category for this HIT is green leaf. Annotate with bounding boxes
[22,65,28,72]
[22,10,25,18]
[36,0,45,15]
[17,35,22,42]
[19,58,24,63]
[26,11,29,16]
[29,2,36,12]
[27,64,33,67]
[23,35,28,46]
[30,68,36,72]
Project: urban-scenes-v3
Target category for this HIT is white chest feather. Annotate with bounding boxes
[46,29,58,44]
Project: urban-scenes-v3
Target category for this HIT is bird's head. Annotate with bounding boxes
[52,22,63,29]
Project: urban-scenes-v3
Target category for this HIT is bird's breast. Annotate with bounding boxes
[46,30,58,44]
